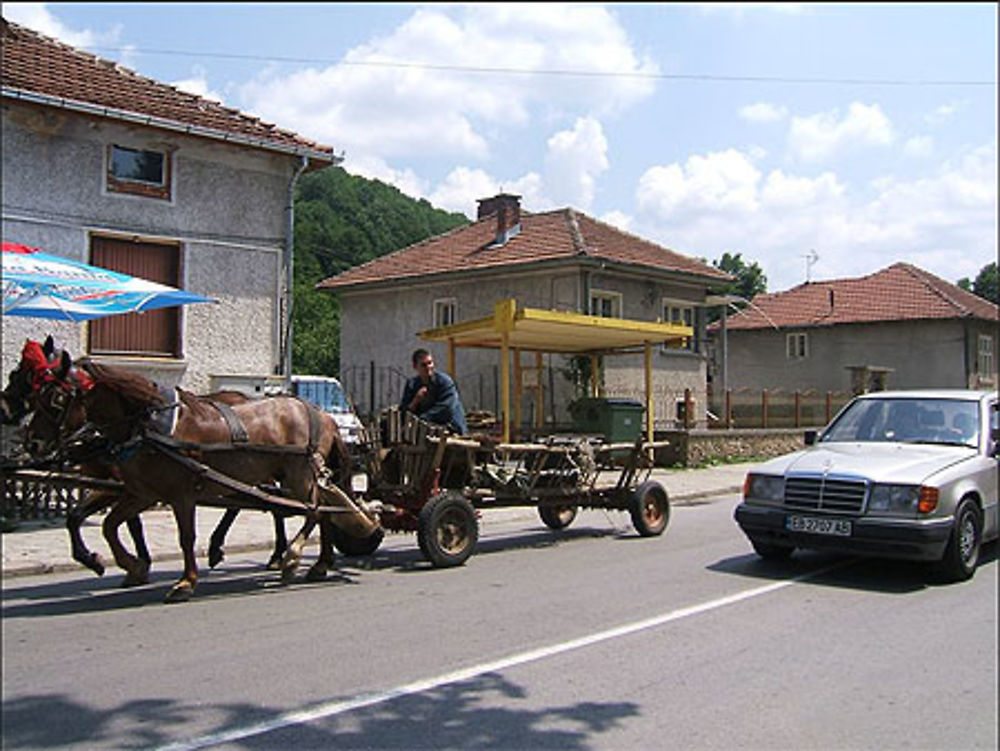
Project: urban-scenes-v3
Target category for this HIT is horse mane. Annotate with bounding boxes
[78,359,166,410]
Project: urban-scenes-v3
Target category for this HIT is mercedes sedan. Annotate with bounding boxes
[734,390,998,581]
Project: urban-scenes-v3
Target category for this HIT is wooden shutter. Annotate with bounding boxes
[88,237,180,356]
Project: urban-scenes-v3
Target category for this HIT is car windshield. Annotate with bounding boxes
[822,397,980,447]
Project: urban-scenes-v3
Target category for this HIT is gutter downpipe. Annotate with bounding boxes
[284,155,309,393]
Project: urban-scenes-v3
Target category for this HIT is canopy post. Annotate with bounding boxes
[535,351,544,430]
[590,354,599,397]
[645,342,654,459]
[513,347,522,442]
[494,299,517,442]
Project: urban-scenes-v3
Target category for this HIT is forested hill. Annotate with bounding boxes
[291,166,469,375]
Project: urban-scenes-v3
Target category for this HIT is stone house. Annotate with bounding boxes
[318,193,731,429]
[1,19,339,392]
[711,262,999,395]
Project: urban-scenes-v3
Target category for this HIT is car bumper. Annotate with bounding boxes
[734,502,953,561]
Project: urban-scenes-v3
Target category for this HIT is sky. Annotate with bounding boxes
[4,2,997,292]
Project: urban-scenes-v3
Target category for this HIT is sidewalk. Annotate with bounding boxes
[1,462,754,579]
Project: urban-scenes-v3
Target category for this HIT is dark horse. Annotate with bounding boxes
[1,338,288,581]
[25,353,376,601]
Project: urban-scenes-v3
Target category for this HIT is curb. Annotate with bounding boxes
[0,485,743,580]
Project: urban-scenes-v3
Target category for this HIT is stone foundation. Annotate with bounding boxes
[655,427,819,467]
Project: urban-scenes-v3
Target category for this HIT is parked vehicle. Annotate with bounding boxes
[734,389,998,581]
[291,375,362,445]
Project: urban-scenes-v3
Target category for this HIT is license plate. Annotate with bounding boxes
[786,515,851,537]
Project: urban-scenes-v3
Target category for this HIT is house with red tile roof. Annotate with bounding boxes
[1,19,339,392]
[711,263,999,394]
[318,193,732,429]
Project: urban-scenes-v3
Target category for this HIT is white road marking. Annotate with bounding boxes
[154,563,842,750]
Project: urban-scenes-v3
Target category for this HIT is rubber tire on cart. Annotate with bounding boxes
[331,526,385,557]
[628,480,670,537]
[750,539,795,560]
[417,491,479,568]
[936,497,982,582]
[538,504,578,530]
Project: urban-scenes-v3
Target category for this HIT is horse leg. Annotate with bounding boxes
[66,490,111,576]
[126,512,151,568]
[306,514,336,582]
[208,507,239,568]
[102,498,152,587]
[165,501,198,603]
[266,512,288,570]
[281,515,316,581]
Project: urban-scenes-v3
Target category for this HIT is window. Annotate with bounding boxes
[88,237,182,357]
[590,290,622,318]
[107,144,171,200]
[662,300,696,352]
[787,332,809,359]
[978,334,995,382]
[433,298,457,327]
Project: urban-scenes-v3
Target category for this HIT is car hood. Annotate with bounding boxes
[756,442,975,484]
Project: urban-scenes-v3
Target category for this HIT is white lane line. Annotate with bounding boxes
[153,563,841,751]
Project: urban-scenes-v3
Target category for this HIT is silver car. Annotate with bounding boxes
[734,390,998,581]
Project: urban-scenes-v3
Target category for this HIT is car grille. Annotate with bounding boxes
[784,476,867,513]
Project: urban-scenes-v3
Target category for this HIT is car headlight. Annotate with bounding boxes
[867,484,920,515]
[744,473,784,502]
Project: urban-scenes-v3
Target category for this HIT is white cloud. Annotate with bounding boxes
[631,143,996,291]
[739,102,788,123]
[343,155,428,201]
[694,4,807,18]
[238,5,656,164]
[600,210,633,232]
[543,117,609,210]
[171,67,224,103]
[924,101,964,125]
[788,102,895,162]
[903,136,934,158]
[2,2,119,47]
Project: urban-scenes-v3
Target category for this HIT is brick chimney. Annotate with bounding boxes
[477,193,521,246]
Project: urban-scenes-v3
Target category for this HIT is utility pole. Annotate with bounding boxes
[803,249,819,283]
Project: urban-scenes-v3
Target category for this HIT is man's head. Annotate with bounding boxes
[411,348,435,381]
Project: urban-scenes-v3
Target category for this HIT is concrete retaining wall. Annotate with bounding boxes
[655,427,819,467]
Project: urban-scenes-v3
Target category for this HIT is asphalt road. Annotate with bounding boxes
[2,494,997,751]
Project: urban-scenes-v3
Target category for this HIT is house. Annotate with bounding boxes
[317,193,731,428]
[1,19,339,392]
[711,262,999,394]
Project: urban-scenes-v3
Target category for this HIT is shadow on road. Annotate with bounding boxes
[708,540,997,594]
[2,672,640,750]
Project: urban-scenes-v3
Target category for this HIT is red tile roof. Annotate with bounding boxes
[721,263,999,330]
[1,19,336,162]
[317,208,731,290]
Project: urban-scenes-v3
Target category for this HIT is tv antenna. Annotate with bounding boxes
[803,249,819,282]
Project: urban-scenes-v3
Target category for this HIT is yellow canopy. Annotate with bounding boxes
[418,299,693,441]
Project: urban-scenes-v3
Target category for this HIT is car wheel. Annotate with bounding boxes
[750,539,795,560]
[936,497,982,582]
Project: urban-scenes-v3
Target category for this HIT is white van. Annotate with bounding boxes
[290,375,363,445]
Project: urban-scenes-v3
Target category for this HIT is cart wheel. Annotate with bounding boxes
[538,504,578,530]
[332,526,385,557]
[417,491,479,567]
[629,480,670,537]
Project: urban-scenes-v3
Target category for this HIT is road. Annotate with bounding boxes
[2,494,996,750]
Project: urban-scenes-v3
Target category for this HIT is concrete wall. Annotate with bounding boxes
[716,319,978,393]
[337,265,712,428]
[656,427,815,467]
[2,100,297,393]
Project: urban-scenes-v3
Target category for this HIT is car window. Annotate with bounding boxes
[822,397,980,446]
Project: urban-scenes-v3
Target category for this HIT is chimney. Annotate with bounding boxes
[477,193,521,246]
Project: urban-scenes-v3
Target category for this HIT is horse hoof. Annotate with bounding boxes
[164,583,193,603]
[121,572,149,588]
[306,563,329,581]
[208,547,224,568]
[89,553,106,577]
[266,554,283,571]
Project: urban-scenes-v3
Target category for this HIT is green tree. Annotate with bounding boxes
[957,262,998,304]
[291,167,469,375]
[704,252,768,322]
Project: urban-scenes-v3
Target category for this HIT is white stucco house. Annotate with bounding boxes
[1,19,340,392]
[318,193,731,430]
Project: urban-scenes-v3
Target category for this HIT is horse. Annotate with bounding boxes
[26,352,371,602]
[2,338,290,583]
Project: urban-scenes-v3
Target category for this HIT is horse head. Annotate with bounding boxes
[23,349,94,457]
[1,336,59,425]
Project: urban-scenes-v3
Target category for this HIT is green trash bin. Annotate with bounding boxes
[569,397,645,442]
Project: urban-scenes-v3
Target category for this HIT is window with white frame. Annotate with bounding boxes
[786,332,809,359]
[107,144,171,200]
[978,334,995,382]
[662,300,695,351]
[433,298,457,327]
[589,289,622,318]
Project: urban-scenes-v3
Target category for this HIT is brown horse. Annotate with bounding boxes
[2,339,288,581]
[27,353,368,601]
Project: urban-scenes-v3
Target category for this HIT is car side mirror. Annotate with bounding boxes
[804,429,818,446]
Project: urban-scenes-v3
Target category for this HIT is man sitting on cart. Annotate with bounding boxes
[401,348,468,435]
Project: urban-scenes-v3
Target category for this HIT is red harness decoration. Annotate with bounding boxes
[21,339,95,393]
